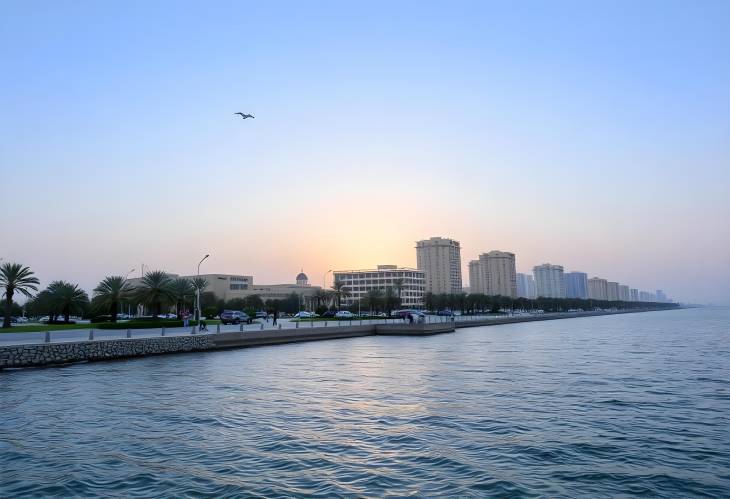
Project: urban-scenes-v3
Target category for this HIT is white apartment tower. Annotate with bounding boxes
[533,263,566,298]
[416,237,462,295]
[588,277,608,300]
[606,281,620,301]
[516,273,537,299]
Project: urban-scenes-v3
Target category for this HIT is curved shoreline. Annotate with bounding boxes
[0,308,678,370]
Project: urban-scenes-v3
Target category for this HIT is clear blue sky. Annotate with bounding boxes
[1,1,729,304]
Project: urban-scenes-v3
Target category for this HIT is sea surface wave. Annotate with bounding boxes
[1,308,729,497]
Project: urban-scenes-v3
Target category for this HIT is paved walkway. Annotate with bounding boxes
[0,315,495,346]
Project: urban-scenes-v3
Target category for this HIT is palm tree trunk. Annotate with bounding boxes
[3,291,13,328]
[111,301,118,323]
[64,306,71,323]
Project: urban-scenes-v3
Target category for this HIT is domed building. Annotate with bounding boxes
[296,271,309,286]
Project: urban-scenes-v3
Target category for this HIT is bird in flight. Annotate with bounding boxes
[234,112,255,119]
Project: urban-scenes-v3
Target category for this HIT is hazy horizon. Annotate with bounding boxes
[2,1,729,304]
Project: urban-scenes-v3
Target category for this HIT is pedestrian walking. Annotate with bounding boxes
[272,310,278,326]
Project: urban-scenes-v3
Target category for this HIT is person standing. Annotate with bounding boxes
[272,310,278,326]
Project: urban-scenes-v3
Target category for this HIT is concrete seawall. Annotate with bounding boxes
[0,335,216,368]
[0,309,668,369]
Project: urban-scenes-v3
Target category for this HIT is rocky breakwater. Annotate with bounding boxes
[0,335,215,369]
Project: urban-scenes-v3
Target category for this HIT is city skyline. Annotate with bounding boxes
[3,235,674,305]
[1,1,728,304]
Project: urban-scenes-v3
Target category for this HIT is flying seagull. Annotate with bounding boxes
[234,112,255,119]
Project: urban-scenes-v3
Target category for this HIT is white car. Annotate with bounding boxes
[157,313,177,319]
[293,311,313,319]
[334,311,355,319]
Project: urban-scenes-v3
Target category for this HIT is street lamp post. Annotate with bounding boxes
[323,269,332,309]
[124,268,135,316]
[323,269,332,289]
[196,254,210,328]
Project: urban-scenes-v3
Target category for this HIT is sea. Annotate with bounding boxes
[1,307,728,497]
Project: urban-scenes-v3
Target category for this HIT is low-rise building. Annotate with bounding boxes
[127,272,320,304]
[334,265,425,308]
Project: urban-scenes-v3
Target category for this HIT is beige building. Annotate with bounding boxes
[127,271,320,303]
[618,284,631,301]
[333,265,425,307]
[416,237,462,295]
[588,277,608,300]
[468,250,517,297]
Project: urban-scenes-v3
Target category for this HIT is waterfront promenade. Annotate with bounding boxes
[0,309,670,369]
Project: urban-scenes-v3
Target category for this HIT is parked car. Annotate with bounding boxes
[293,311,313,319]
[321,310,337,318]
[392,309,420,319]
[255,311,268,320]
[334,311,355,319]
[157,313,177,319]
[220,310,250,324]
[13,317,29,323]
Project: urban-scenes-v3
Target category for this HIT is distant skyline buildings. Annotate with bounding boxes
[588,277,609,300]
[606,281,620,302]
[516,273,537,299]
[533,264,566,298]
[565,272,589,299]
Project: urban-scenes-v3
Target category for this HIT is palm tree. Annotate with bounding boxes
[48,280,89,323]
[330,279,351,310]
[27,289,58,321]
[393,278,404,302]
[1,262,40,328]
[93,276,133,322]
[384,286,400,315]
[190,276,209,320]
[135,270,174,316]
[171,277,194,316]
[191,276,209,293]
[364,288,384,314]
[313,288,329,310]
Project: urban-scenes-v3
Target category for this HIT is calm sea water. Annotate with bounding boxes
[1,308,729,497]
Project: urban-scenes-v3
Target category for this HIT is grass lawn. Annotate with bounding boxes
[1,320,222,334]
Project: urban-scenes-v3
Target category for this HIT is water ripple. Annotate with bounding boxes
[1,307,729,497]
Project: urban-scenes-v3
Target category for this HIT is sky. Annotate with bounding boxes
[1,1,729,304]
